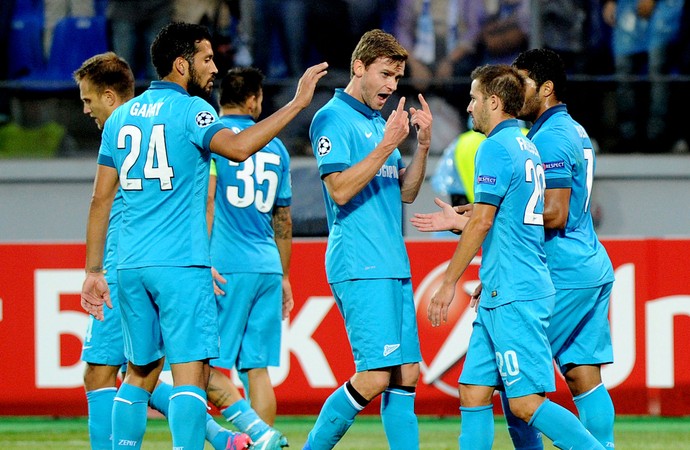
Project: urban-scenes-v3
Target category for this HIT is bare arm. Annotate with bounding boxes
[81,165,118,320]
[210,62,328,162]
[543,188,570,230]
[273,205,293,319]
[427,203,495,327]
[323,97,410,206]
[400,94,432,203]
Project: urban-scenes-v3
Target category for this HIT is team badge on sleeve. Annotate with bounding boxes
[195,111,215,127]
[316,136,332,156]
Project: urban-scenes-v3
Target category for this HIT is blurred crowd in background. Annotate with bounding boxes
[1,0,690,157]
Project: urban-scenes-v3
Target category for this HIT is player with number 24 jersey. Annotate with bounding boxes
[99,81,224,271]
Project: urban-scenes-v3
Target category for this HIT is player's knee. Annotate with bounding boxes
[391,362,420,388]
[507,396,544,423]
[459,383,494,408]
[352,371,391,399]
[564,364,602,396]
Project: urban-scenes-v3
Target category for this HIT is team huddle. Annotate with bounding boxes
[78,22,614,450]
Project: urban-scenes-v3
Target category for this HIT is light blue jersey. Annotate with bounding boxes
[310,89,410,283]
[103,191,122,284]
[528,105,614,289]
[98,81,225,269]
[210,114,291,274]
[473,119,555,308]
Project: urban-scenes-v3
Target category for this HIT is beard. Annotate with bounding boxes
[518,94,540,123]
[187,64,214,102]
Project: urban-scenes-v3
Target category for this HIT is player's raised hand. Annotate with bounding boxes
[410,197,468,233]
[382,96,410,150]
[81,272,112,321]
[409,93,432,148]
[292,62,329,109]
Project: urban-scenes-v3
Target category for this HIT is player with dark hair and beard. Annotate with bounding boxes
[80,21,327,450]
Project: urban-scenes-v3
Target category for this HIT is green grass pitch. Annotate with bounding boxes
[0,415,689,449]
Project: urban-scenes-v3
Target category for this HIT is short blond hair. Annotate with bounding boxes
[73,52,135,99]
[350,29,408,77]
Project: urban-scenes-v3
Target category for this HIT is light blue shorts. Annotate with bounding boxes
[548,282,614,374]
[118,266,219,366]
[81,280,127,367]
[211,272,282,370]
[331,278,421,372]
[460,296,556,398]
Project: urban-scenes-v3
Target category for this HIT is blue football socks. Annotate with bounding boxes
[381,386,418,449]
[169,385,208,450]
[222,398,269,441]
[500,391,544,450]
[112,383,150,450]
[459,405,494,450]
[149,381,172,416]
[574,383,615,448]
[86,387,117,450]
[530,399,605,450]
[304,383,365,450]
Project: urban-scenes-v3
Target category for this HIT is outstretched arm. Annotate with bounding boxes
[211,62,328,162]
[410,197,471,233]
[427,203,495,327]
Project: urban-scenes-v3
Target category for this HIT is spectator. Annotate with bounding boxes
[107,0,173,80]
[603,0,684,153]
[252,0,309,78]
[539,0,589,73]
[43,0,95,58]
[394,0,530,151]
[176,0,253,75]
[396,0,529,84]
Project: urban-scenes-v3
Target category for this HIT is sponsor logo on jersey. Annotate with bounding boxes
[477,175,496,185]
[316,136,332,156]
[195,111,215,127]
[543,160,566,170]
[376,164,399,179]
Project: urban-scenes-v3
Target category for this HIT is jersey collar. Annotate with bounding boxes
[527,103,568,139]
[334,88,381,119]
[488,118,519,138]
[149,81,189,96]
[220,114,255,122]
